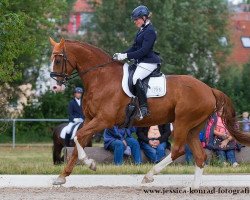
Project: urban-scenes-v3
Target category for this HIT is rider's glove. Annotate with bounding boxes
[73,118,83,123]
[113,53,127,61]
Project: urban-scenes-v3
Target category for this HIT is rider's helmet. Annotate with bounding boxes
[131,5,150,21]
[74,87,83,93]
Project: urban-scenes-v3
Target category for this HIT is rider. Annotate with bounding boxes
[64,87,85,146]
[113,5,161,119]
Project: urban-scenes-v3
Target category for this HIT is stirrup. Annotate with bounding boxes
[138,107,150,120]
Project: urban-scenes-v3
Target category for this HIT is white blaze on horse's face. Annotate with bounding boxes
[49,37,66,93]
[50,58,65,92]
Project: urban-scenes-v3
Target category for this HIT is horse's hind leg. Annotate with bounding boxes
[142,122,188,183]
[186,122,207,189]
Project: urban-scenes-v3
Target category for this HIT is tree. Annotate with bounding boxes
[0,0,75,84]
[241,63,250,112]
[216,63,250,114]
[0,0,76,119]
[0,1,26,82]
[216,65,244,114]
[87,0,230,86]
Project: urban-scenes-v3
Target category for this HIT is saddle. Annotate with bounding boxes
[120,63,167,128]
[122,63,166,98]
[127,63,163,96]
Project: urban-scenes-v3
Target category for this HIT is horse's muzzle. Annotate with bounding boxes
[50,72,68,85]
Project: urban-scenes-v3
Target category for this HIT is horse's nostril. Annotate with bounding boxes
[53,86,57,90]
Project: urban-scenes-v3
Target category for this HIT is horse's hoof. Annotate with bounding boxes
[52,176,66,185]
[89,159,97,171]
[141,175,154,184]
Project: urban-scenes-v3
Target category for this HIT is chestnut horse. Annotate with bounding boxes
[49,38,250,188]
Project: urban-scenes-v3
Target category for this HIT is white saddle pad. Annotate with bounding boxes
[122,63,167,98]
[60,122,82,140]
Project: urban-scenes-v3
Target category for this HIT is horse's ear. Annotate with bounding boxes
[49,37,57,46]
[59,38,65,49]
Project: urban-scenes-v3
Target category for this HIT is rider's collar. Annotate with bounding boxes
[140,20,150,30]
[75,97,81,106]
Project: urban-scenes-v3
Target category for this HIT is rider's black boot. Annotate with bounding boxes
[135,79,149,119]
[65,133,71,147]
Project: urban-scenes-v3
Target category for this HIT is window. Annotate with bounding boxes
[241,37,250,48]
[219,37,228,46]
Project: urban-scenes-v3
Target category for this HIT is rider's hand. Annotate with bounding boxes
[152,140,160,147]
[149,140,156,148]
[220,138,230,148]
[113,53,127,61]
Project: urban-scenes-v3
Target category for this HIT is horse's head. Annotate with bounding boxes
[49,37,76,92]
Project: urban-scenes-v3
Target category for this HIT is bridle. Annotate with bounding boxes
[50,49,75,85]
[50,49,115,85]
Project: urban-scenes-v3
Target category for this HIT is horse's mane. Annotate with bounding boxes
[65,40,112,59]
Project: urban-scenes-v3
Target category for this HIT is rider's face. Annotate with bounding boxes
[74,92,82,99]
[134,18,144,28]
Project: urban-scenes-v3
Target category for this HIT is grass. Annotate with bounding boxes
[1,145,250,175]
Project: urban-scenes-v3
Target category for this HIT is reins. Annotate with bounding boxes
[67,60,116,81]
[50,48,116,85]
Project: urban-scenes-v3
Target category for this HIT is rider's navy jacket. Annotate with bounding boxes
[125,23,161,64]
[68,98,84,122]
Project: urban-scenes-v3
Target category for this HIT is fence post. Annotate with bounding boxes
[12,119,16,149]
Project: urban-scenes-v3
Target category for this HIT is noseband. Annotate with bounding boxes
[50,49,115,85]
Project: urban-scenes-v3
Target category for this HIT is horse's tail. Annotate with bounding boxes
[211,88,250,146]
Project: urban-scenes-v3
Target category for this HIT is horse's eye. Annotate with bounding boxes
[55,60,61,65]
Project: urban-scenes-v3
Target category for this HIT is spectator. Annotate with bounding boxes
[242,112,250,133]
[212,109,239,167]
[184,145,193,164]
[104,126,142,165]
[136,123,171,163]
[204,114,217,151]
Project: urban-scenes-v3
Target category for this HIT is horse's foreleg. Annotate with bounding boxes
[74,134,96,170]
[73,118,105,170]
[53,147,78,185]
[53,118,105,185]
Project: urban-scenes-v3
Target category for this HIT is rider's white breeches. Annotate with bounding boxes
[61,122,75,136]
[132,63,158,85]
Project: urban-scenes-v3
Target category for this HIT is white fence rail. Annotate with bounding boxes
[0,119,68,148]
